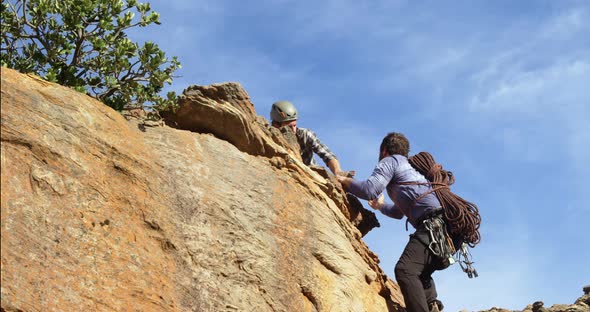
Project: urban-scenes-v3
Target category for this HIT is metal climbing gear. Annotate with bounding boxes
[423,216,456,269]
[422,214,479,278]
[457,242,478,278]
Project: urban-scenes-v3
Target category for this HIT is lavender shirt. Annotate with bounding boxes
[349,155,441,228]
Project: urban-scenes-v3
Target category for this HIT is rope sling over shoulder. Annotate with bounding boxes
[401,151,482,278]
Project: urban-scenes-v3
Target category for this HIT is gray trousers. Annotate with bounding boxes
[394,230,444,312]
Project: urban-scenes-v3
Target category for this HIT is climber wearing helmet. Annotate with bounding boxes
[270,100,347,176]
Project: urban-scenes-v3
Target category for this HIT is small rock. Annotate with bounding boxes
[365,270,377,284]
[532,301,547,312]
[576,293,590,305]
[143,119,164,127]
[269,157,286,169]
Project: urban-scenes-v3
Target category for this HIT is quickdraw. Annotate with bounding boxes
[457,242,478,278]
[423,217,456,269]
[422,216,478,278]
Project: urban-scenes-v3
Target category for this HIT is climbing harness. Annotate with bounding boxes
[421,215,479,278]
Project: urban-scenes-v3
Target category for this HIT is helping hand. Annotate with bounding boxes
[368,194,385,211]
[336,170,356,178]
[336,174,348,184]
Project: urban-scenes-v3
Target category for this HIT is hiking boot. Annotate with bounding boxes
[429,299,444,312]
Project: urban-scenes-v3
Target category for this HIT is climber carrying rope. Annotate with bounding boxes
[337,132,481,312]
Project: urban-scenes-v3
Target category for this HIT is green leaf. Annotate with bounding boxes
[1,0,181,111]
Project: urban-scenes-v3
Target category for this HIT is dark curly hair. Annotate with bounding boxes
[380,132,410,159]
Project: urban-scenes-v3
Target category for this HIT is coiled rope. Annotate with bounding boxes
[408,152,481,247]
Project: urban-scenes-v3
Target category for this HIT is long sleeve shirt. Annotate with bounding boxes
[296,127,337,166]
[348,155,441,229]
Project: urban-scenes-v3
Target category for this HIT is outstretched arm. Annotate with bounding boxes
[337,175,353,189]
[298,128,354,176]
[339,157,396,200]
[301,128,340,174]
[327,158,342,175]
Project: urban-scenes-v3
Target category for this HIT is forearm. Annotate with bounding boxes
[327,158,341,175]
[348,179,382,200]
[380,203,404,219]
[338,176,353,189]
[348,158,395,199]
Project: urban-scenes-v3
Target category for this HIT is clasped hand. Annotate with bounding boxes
[368,194,385,211]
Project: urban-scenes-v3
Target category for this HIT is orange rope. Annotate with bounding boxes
[408,152,481,247]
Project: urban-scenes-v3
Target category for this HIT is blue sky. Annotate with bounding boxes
[130,1,589,310]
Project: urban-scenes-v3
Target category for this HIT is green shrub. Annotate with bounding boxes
[1,0,181,112]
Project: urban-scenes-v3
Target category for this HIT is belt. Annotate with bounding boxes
[415,207,443,227]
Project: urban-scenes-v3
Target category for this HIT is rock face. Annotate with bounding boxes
[1,68,399,311]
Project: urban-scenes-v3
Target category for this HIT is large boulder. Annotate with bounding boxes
[1,68,399,311]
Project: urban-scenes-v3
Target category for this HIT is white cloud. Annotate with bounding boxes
[540,7,588,39]
[466,58,590,173]
[469,60,590,116]
[465,6,589,118]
